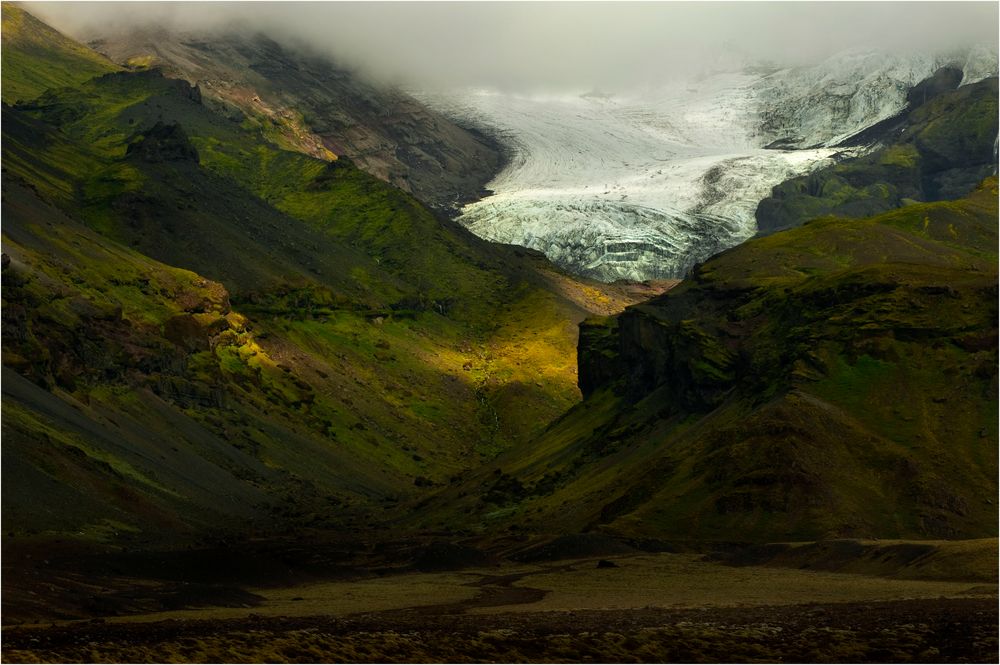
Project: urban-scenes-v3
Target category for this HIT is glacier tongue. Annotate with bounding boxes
[417,49,998,282]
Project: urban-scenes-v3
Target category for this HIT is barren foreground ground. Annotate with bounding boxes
[3,545,997,663]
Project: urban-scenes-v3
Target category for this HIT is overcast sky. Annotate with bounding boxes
[26,2,1000,90]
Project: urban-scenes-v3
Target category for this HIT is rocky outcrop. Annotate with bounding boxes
[616,304,737,411]
[577,316,622,398]
[906,66,964,107]
[126,121,199,163]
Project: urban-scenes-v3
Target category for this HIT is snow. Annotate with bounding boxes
[416,49,998,281]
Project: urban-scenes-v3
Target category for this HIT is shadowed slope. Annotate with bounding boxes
[1,6,658,558]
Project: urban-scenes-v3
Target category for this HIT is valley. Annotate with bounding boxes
[1,2,997,662]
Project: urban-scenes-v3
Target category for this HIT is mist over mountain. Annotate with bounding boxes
[26,1,1000,91]
[3,2,998,660]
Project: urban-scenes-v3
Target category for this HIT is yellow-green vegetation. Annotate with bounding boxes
[3,402,179,498]
[4,552,995,662]
[113,572,483,623]
[747,537,999,582]
[238,103,338,161]
[1,2,119,104]
[1,5,639,548]
[424,180,998,543]
[4,10,998,651]
[54,545,996,624]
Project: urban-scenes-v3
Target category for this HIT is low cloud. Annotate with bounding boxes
[25,1,1000,91]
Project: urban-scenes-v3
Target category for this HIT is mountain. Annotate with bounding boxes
[420,49,997,281]
[756,73,998,233]
[415,179,998,544]
[1,3,654,554]
[3,3,998,635]
[86,27,502,214]
[0,2,117,103]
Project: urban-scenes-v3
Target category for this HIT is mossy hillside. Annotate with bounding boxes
[237,102,338,162]
[1,2,119,104]
[0,103,110,206]
[1,11,647,545]
[3,68,592,464]
[7,46,501,316]
[756,76,998,233]
[11,67,510,318]
[423,181,998,543]
[1,180,456,541]
[88,28,502,212]
[2,186,272,538]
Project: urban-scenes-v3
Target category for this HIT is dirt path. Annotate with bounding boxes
[376,563,579,617]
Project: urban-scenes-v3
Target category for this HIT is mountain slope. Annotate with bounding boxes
[1,5,656,554]
[0,2,118,103]
[86,27,502,213]
[414,180,998,544]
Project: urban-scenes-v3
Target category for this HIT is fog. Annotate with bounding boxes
[25,1,1000,91]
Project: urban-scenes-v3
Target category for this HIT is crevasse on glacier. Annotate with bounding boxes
[418,49,999,282]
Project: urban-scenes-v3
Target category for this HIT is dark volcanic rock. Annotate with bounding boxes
[906,67,963,108]
[577,316,623,398]
[126,121,199,163]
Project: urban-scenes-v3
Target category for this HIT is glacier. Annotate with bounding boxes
[417,49,998,282]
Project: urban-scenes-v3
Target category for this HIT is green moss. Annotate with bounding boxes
[879,144,920,168]
[1,3,119,103]
[4,402,179,496]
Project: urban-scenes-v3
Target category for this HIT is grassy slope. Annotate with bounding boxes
[417,181,998,543]
[1,2,119,103]
[1,5,647,547]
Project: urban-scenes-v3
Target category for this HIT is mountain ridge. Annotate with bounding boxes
[757,73,998,234]
[86,26,503,214]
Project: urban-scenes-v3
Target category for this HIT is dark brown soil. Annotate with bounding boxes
[3,598,996,663]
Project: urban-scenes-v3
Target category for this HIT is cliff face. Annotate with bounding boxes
[88,29,502,214]
[533,179,998,542]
